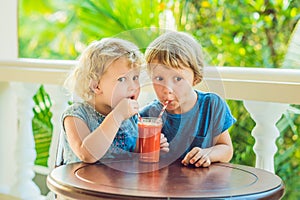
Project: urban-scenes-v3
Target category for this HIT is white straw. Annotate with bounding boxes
[157,100,169,119]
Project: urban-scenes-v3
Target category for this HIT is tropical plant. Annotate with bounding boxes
[19,0,164,58]
[32,85,53,166]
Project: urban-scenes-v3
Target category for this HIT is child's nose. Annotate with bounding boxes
[129,80,139,90]
[163,85,173,94]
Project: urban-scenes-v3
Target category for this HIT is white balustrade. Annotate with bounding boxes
[10,83,43,199]
[244,101,289,173]
[0,82,18,194]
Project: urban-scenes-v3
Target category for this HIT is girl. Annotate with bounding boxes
[61,38,168,164]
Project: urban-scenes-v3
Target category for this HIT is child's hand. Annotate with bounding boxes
[181,147,211,167]
[113,98,139,122]
[160,133,169,153]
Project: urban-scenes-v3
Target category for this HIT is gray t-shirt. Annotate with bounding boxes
[60,102,138,164]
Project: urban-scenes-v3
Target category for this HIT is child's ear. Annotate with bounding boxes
[94,86,103,94]
[193,77,201,86]
[89,80,102,94]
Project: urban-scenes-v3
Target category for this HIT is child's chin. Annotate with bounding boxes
[166,106,175,111]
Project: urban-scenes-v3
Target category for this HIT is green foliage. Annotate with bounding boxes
[171,0,300,68]
[275,105,300,198]
[19,0,163,58]
[71,0,166,52]
[32,85,53,167]
[19,0,80,59]
[227,100,256,166]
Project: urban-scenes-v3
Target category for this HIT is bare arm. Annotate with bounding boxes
[64,98,139,163]
[181,130,233,167]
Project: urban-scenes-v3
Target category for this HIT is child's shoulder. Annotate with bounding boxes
[139,99,161,116]
[196,91,230,111]
[196,90,224,102]
[141,99,161,108]
[63,102,95,118]
[64,101,86,112]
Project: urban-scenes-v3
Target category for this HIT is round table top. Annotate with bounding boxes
[47,159,284,199]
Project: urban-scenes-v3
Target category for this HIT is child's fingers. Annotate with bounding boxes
[202,158,211,167]
[160,133,166,139]
[128,99,139,114]
[160,146,169,152]
[125,99,139,117]
[160,134,168,144]
[115,98,139,119]
[189,151,203,165]
[160,141,169,149]
[159,133,169,152]
[195,155,211,167]
[160,141,169,147]
[181,147,201,166]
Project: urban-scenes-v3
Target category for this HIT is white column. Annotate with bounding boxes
[45,85,69,170]
[10,83,42,199]
[244,100,288,173]
[0,82,18,193]
[0,0,18,195]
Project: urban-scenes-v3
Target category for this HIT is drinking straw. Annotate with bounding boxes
[137,113,142,121]
[157,100,169,120]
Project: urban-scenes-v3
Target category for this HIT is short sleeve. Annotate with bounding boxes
[61,103,88,133]
[210,93,236,136]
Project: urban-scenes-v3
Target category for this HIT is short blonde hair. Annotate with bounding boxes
[64,38,144,101]
[145,31,204,85]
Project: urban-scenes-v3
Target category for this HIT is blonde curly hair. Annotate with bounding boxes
[64,38,145,101]
[145,31,204,85]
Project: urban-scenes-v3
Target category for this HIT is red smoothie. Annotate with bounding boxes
[138,117,162,163]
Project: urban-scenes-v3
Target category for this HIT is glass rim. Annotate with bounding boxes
[138,117,162,123]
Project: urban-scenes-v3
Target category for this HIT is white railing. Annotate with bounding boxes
[1,58,300,199]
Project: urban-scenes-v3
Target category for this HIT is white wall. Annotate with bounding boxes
[0,0,19,194]
[0,0,18,59]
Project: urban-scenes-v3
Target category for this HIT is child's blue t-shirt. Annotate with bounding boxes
[139,90,236,160]
[61,102,138,164]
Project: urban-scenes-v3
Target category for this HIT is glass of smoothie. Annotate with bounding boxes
[138,117,162,163]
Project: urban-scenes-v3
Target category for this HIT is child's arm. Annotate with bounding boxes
[64,98,138,163]
[181,130,233,167]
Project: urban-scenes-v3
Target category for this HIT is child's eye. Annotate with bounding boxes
[174,77,182,82]
[133,75,139,81]
[154,76,163,81]
[118,77,126,82]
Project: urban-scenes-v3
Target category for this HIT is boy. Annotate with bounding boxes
[140,31,236,167]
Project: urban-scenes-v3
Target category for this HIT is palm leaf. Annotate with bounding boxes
[74,0,161,49]
[282,20,300,69]
[32,85,53,167]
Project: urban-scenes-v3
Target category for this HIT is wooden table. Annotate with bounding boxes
[47,158,284,199]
